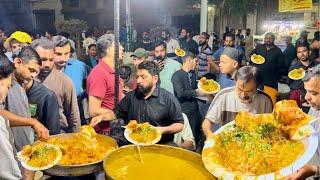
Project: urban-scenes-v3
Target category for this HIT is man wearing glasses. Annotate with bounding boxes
[202,66,273,138]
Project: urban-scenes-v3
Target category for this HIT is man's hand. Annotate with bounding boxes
[31,119,49,140]
[89,114,105,127]
[154,60,165,71]
[196,89,206,97]
[287,165,317,180]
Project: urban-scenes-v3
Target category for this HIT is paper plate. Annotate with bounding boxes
[251,54,265,64]
[198,80,220,94]
[17,144,62,171]
[124,126,162,145]
[288,68,306,80]
[202,121,318,180]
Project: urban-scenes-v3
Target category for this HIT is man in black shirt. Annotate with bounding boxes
[288,43,318,106]
[171,53,204,144]
[179,27,199,55]
[13,46,60,135]
[250,32,287,105]
[90,61,184,144]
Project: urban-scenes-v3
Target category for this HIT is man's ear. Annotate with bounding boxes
[13,58,23,67]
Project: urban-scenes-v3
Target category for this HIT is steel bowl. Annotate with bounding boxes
[44,133,118,177]
[103,144,215,179]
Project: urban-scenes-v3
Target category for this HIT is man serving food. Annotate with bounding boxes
[90,61,184,145]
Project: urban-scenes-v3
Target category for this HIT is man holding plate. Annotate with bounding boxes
[90,61,184,145]
[288,43,318,107]
[202,66,273,138]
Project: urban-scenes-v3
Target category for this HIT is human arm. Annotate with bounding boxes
[178,139,195,150]
[0,109,49,140]
[43,93,60,135]
[90,94,131,127]
[88,96,113,117]
[208,56,220,72]
[202,119,214,138]
[171,72,198,100]
[288,165,318,180]
[157,123,184,134]
[63,78,81,132]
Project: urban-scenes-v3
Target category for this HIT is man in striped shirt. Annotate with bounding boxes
[198,32,213,78]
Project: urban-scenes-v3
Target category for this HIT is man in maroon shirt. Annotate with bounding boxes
[87,34,124,134]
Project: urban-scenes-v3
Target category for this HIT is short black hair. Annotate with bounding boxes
[162,29,171,37]
[13,46,42,65]
[223,32,235,41]
[181,27,190,34]
[295,42,309,51]
[0,53,14,80]
[201,32,210,40]
[88,44,96,50]
[235,66,263,87]
[137,61,160,76]
[154,41,167,50]
[303,64,320,82]
[119,65,132,81]
[58,31,70,38]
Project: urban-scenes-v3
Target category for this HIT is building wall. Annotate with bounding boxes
[0,0,33,32]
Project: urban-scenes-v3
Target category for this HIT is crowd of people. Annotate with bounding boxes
[0,24,319,179]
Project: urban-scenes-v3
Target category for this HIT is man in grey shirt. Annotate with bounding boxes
[9,47,44,151]
[202,66,273,138]
[0,54,49,179]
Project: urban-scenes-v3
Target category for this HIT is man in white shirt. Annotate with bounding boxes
[161,30,180,58]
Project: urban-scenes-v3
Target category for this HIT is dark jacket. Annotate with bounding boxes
[288,58,318,94]
[26,80,60,135]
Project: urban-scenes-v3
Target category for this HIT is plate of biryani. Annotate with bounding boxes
[17,142,62,171]
[124,120,162,145]
[46,125,117,167]
[198,77,220,94]
[288,68,305,80]
[251,53,265,64]
[202,100,318,179]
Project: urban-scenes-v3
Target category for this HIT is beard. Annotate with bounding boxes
[199,40,206,46]
[136,84,153,96]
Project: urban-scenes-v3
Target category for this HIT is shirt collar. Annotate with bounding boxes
[135,86,160,99]
[99,60,114,74]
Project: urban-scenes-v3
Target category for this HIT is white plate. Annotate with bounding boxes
[198,80,220,94]
[251,54,265,64]
[202,121,318,180]
[124,125,162,145]
[17,144,62,171]
[288,69,306,80]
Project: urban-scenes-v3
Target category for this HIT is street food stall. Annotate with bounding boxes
[17,100,317,179]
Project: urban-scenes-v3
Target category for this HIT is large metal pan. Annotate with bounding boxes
[44,133,118,177]
[103,144,215,179]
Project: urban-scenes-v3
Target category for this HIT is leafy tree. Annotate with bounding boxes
[187,0,258,27]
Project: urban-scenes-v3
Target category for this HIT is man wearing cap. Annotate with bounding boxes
[218,47,242,86]
[5,31,32,62]
[172,53,205,146]
[209,32,244,89]
[131,48,148,69]
[202,66,273,138]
